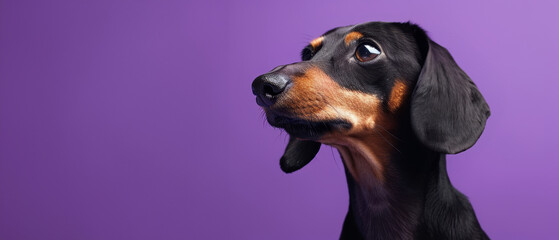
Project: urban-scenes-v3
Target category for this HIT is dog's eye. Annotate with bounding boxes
[355,43,380,62]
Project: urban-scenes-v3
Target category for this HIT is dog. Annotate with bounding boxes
[251,22,490,240]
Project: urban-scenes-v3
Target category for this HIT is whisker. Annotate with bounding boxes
[261,111,267,128]
[307,120,318,138]
[330,146,343,171]
[375,122,404,143]
[373,127,401,153]
[324,101,343,119]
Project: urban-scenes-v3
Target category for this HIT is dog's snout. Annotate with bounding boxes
[252,72,290,107]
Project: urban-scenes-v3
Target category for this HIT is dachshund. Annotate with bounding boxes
[251,21,490,240]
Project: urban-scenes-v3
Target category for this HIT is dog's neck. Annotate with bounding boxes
[332,134,459,240]
[334,138,428,239]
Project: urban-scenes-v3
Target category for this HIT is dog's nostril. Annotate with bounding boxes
[259,74,289,98]
[263,84,278,98]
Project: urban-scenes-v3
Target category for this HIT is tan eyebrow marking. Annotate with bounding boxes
[310,36,324,50]
[344,31,364,46]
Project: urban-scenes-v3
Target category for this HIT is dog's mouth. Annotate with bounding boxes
[265,112,352,140]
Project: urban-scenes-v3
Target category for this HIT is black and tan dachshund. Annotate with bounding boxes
[251,22,490,240]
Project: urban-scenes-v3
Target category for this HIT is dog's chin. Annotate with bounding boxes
[266,113,352,140]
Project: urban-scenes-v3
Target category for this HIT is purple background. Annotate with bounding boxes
[1,0,558,239]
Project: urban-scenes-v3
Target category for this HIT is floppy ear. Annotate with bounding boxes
[279,136,321,173]
[410,38,490,154]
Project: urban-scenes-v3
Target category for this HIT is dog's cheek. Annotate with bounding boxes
[388,80,408,112]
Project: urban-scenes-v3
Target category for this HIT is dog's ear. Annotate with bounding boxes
[279,136,321,173]
[410,30,490,154]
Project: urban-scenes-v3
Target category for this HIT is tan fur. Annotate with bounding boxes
[344,31,363,46]
[271,67,400,182]
[310,36,324,50]
[388,80,407,112]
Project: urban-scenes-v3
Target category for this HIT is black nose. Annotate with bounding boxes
[251,72,290,107]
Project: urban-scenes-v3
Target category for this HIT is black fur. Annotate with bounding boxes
[252,22,490,239]
[280,136,321,173]
[409,26,490,154]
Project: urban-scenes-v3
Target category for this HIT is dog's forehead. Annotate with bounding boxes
[306,26,351,51]
[323,25,353,39]
[320,22,397,43]
[318,26,354,48]
[306,22,408,60]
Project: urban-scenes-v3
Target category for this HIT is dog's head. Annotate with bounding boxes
[251,22,490,173]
